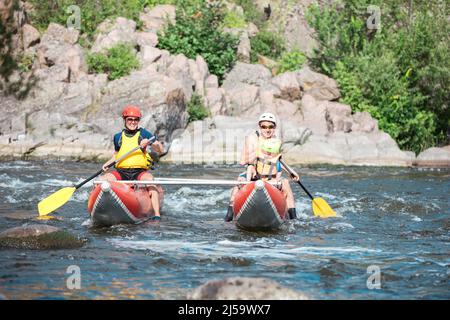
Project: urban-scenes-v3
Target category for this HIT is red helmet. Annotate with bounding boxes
[122,105,142,118]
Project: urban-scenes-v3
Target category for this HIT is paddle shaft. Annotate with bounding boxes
[74,145,142,189]
[92,178,281,186]
[279,158,314,200]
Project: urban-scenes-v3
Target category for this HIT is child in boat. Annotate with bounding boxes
[226,112,299,222]
[246,137,282,182]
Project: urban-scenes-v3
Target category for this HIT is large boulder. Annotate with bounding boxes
[22,23,40,49]
[415,147,450,167]
[139,4,176,33]
[188,277,309,300]
[254,0,318,56]
[36,23,87,80]
[271,71,302,102]
[99,70,188,141]
[236,32,251,63]
[295,66,340,101]
[0,224,84,250]
[225,83,260,116]
[222,62,272,90]
[298,94,329,135]
[91,17,137,53]
[283,131,415,166]
[325,101,353,133]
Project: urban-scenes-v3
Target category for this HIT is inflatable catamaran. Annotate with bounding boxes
[88,178,287,230]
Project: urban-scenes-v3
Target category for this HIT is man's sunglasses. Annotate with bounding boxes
[126,118,140,122]
[260,125,275,130]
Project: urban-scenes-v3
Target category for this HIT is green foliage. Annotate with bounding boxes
[250,30,286,63]
[307,0,449,153]
[157,2,239,83]
[277,49,306,74]
[234,0,266,29]
[187,93,209,122]
[222,10,246,28]
[0,0,36,99]
[87,43,140,80]
[27,0,172,39]
[17,54,35,73]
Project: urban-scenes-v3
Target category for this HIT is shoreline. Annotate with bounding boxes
[1,143,449,168]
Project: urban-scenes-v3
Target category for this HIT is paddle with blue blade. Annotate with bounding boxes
[37,145,143,216]
[280,158,337,218]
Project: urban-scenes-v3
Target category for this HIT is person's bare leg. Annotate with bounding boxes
[140,172,160,217]
[282,178,297,219]
[100,173,117,182]
[225,176,245,221]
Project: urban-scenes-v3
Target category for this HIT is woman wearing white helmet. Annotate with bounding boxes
[225,112,300,221]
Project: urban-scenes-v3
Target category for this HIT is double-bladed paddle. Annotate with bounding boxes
[280,158,337,218]
[37,145,143,216]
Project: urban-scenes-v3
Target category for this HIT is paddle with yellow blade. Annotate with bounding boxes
[38,145,143,216]
[279,158,337,218]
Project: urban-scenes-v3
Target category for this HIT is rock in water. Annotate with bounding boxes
[187,277,309,300]
[0,224,84,250]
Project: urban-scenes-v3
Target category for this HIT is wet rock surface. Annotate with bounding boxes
[0,224,84,250]
[187,277,310,300]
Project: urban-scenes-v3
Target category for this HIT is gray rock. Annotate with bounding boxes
[351,111,378,133]
[22,24,40,49]
[222,62,272,90]
[237,32,251,63]
[415,147,450,167]
[139,4,176,33]
[91,17,137,53]
[187,277,309,300]
[299,94,329,135]
[0,224,84,250]
[206,88,227,116]
[136,31,158,48]
[271,71,302,102]
[225,83,260,116]
[295,66,340,101]
[139,46,163,65]
[40,23,79,46]
[325,101,353,133]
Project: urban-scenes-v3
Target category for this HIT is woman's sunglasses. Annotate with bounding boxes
[260,125,275,130]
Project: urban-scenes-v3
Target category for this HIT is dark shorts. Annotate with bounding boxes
[111,168,148,181]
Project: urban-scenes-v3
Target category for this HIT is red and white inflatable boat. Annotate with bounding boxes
[87,181,164,227]
[232,180,287,231]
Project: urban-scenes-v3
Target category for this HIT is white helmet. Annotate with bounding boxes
[258,112,277,126]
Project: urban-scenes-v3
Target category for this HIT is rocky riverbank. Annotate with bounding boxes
[1,3,449,167]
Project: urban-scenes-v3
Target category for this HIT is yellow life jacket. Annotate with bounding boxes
[254,137,281,178]
[115,131,150,169]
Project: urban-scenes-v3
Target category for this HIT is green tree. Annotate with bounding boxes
[307,0,449,153]
[157,1,239,83]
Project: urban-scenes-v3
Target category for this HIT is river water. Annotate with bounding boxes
[0,160,448,299]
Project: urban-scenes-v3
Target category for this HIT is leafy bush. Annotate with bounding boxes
[234,0,266,29]
[187,93,208,122]
[250,30,286,63]
[157,2,239,83]
[277,49,306,74]
[307,0,449,153]
[87,43,139,80]
[222,10,246,29]
[27,0,170,39]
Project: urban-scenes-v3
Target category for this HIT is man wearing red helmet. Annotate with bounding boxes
[101,105,165,221]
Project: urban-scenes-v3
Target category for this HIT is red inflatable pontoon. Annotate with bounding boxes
[87,181,164,227]
[232,180,287,231]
